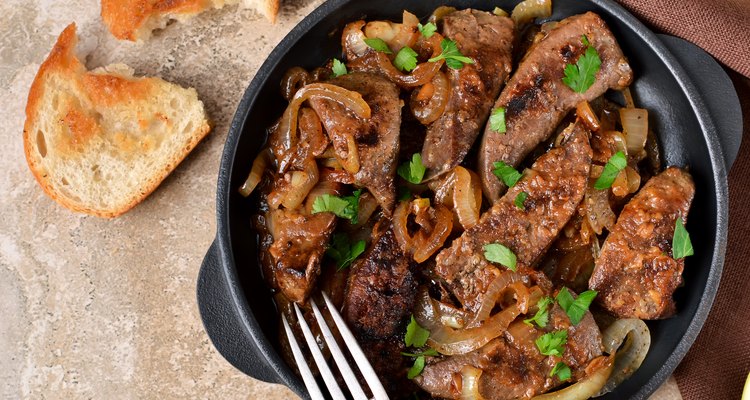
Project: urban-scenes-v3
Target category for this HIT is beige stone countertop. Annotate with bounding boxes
[0,0,683,398]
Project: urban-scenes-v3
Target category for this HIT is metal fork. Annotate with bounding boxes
[281,292,389,400]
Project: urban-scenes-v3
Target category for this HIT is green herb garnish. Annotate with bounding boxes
[490,107,507,133]
[672,217,694,259]
[403,316,434,379]
[332,58,348,77]
[492,161,522,188]
[326,233,366,271]
[394,46,419,72]
[365,38,393,54]
[418,22,437,38]
[311,189,362,223]
[562,35,602,93]
[407,355,426,379]
[429,38,474,69]
[550,362,572,381]
[535,330,568,356]
[524,297,552,328]
[483,243,518,271]
[594,151,627,190]
[398,153,426,184]
[556,287,597,326]
[514,191,529,210]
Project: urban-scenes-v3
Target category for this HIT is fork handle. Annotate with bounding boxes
[197,240,280,384]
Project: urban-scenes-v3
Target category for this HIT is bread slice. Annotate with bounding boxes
[23,23,211,218]
[101,0,280,41]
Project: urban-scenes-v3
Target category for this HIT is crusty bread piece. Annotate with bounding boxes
[101,0,280,41]
[23,23,211,218]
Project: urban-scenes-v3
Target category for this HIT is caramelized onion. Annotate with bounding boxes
[277,83,371,172]
[280,67,311,101]
[428,304,520,355]
[393,199,453,263]
[342,20,369,60]
[459,366,486,400]
[531,356,614,399]
[411,70,451,124]
[470,271,524,326]
[303,173,342,214]
[595,319,651,396]
[585,168,616,235]
[511,0,552,25]
[429,6,457,23]
[269,159,320,210]
[239,148,272,197]
[338,132,360,174]
[576,101,601,131]
[364,11,420,53]
[620,108,648,159]
[346,191,378,230]
[453,166,483,230]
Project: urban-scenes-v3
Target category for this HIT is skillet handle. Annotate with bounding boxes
[658,34,743,170]
[196,240,281,384]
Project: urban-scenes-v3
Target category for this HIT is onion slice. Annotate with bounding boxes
[453,166,483,230]
[511,0,552,25]
[620,108,648,158]
[411,71,451,125]
[576,101,601,132]
[531,356,614,400]
[459,366,486,400]
[595,319,651,396]
[239,148,272,197]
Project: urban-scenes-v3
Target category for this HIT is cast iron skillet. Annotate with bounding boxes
[197,0,742,398]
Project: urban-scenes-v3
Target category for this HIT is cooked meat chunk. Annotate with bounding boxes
[421,9,515,179]
[416,295,602,399]
[479,12,632,202]
[309,72,401,213]
[589,167,695,319]
[343,219,418,395]
[435,123,592,312]
[258,207,336,304]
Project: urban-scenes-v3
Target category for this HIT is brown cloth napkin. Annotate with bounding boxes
[616,1,750,397]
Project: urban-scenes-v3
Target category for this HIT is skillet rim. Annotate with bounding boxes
[211,0,729,398]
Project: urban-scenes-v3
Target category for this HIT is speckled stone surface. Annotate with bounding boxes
[0,1,682,399]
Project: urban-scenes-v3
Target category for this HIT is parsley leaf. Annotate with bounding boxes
[673,217,694,259]
[365,38,393,54]
[492,161,522,187]
[326,233,366,271]
[401,348,439,358]
[535,330,568,356]
[429,38,474,70]
[394,46,419,72]
[594,151,627,190]
[524,297,552,328]
[484,243,517,271]
[514,191,529,210]
[332,58,347,77]
[311,189,362,223]
[550,362,572,381]
[562,35,602,93]
[490,107,507,133]
[418,22,437,39]
[398,153,426,184]
[405,315,430,348]
[407,356,426,379]
[556,287,597,326]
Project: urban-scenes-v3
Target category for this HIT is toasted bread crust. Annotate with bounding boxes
[23,23,211,218]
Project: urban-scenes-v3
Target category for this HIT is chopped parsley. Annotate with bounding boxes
[556,287,597,326]
[562,35,602,93]
[483,243,518,272]
[326,233,366,271]
[403,316,435,379]
[535,330,568,357]
[594,151,627,190]
[398,153,426,184]
[418,22,437,39]
[311,189,362,223]
[331,58,348,77]
[524,297,552,328]
[429,38,474,69]
[394,46,419,72]
[407,355,426,379]
[492,161,522,188]
[490,107,507,133]
[672,217,694,259]
[364,38,393,54]
[550,362,572,381]
[514,191,529,210]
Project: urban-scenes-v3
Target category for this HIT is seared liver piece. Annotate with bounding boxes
[435,122,592,312]
[343,219,418,396]
[416,295,602,399]
[309,72,401,213]
[422,9,514,179]
[589,167,695,319]
[479,12,632,202]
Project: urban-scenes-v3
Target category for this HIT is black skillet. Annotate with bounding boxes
[197,0,742,398]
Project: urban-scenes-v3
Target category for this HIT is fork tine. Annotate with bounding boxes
[293,304,347,400]
[310,298,369,400]
[282,314,326,400]
[322,292,390,400]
